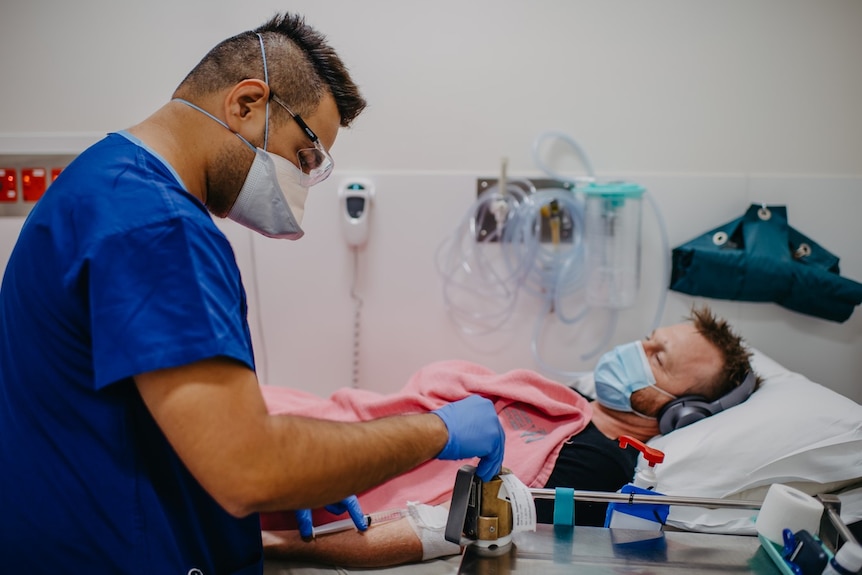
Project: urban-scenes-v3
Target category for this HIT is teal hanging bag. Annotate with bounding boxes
[670,204,862,323]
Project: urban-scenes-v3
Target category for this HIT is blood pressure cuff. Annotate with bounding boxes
[670,204,862,323]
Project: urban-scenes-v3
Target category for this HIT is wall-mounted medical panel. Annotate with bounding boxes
[0,168,18,203]
[0,133,100,216]
[0,158,74,216]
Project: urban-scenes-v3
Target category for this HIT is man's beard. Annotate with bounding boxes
[206,142,253,218]
[629,391,664,419]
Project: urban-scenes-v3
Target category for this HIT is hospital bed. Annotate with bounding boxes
[263,349,862,574]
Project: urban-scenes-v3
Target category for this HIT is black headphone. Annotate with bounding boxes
[657,370,757,435]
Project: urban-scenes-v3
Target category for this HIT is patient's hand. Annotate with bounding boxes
[262,517,424,568]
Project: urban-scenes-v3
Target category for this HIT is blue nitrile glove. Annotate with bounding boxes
[324,495,368,532]
[294,495,368,539]
[294,508,315,540]
[432,395,505,482]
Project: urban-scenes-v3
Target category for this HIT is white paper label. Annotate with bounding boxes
[498,473,537,533]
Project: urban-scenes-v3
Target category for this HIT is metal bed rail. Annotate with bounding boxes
[528,488,859,552]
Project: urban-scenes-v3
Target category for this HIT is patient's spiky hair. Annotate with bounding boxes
[688,305,760,400]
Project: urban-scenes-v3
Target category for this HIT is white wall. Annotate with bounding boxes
[1,0,861,401]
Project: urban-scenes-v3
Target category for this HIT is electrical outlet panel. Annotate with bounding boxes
[0,168,18,203]
[22,168,47,202]
[0,155,74,216]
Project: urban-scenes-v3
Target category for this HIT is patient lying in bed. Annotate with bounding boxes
[260,364,635,566]
[260,306,769,567]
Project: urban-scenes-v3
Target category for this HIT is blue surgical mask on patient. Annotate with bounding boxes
[593,341,676,415]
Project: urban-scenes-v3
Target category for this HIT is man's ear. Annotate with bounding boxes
[223,79,269,133]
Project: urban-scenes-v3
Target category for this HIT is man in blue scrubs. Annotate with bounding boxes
[0,13,505,575]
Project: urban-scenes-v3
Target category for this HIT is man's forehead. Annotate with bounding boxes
[656,323,723,396]
[662,323,721,367]
[656,322,700,342]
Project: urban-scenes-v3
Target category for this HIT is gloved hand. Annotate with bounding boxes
[432,395,505,482]
[294,495,368,539]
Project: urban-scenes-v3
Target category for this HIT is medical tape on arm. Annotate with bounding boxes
[406,502,463,561]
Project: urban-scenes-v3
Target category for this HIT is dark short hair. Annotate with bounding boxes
[174,12,366,127]
[688,305,760,400]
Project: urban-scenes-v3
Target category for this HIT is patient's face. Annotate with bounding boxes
[631,322,723,416]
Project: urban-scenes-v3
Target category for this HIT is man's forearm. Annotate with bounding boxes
[136,357,449,517]
[262,518,423,568]
[248,412,449,513]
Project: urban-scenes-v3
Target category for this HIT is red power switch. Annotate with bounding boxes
[22,168,47,202]
[0,168,18,202]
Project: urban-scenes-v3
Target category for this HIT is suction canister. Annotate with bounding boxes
[583,182,645,309]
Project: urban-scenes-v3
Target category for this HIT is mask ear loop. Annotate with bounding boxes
[632,384,678,420]
[172,98,257,153]
[633,340,678,418]
[256,32,271,151]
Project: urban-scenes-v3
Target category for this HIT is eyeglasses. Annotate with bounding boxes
[270,93,334,187]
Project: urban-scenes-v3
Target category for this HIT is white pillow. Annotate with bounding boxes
[645,349,862,533]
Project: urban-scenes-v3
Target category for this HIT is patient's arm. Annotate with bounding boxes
[262,517,423,568]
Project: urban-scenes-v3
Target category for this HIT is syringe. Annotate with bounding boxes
[312,508,409,537]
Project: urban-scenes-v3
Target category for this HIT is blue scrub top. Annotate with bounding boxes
[0,132,262,574]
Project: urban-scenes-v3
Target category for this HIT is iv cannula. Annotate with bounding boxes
[313,508,409,537]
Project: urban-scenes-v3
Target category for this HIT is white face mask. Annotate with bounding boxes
[172,98,309,240]
[227,148,308,239]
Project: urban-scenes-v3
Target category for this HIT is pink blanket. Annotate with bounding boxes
[260,360,591,529]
